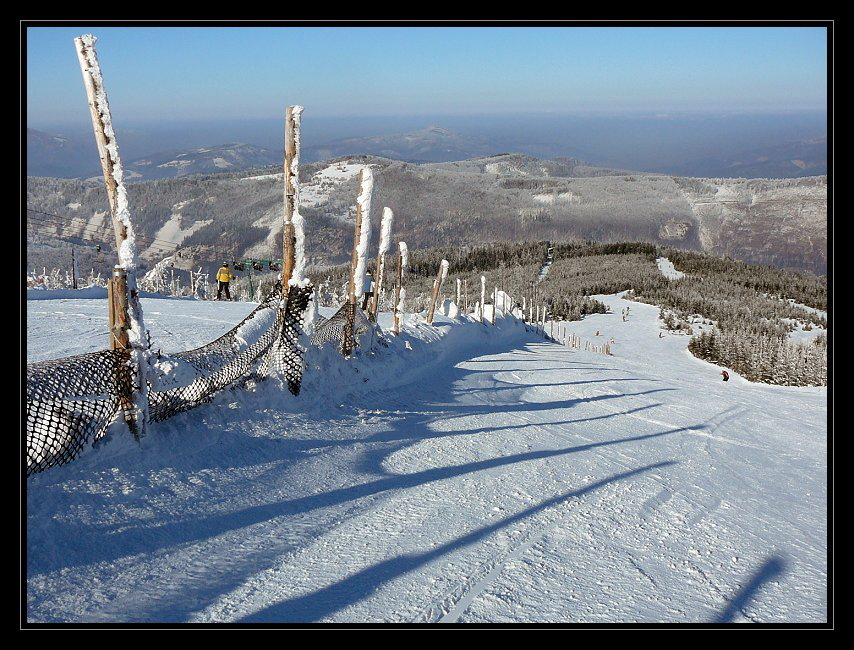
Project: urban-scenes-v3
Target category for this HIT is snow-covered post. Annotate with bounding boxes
[281,105,304,294]
[369,207,394,322]
[426,259,449,324]
[75,34,149,439]
[393,241,408,335]
[71,248,78,290]
[343,167,373,355]
[456,278,461,309]
[480,276,486,324]
[464,279,469,313]
[492,286,497,325]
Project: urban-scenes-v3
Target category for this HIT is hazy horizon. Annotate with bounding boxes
[28,109,827,177]
[25,24,829,176]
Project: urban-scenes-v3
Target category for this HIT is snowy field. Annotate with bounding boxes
[25,288,828,625]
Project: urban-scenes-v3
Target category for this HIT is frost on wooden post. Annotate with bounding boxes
[353,168,374,299]
[493,286,498,325]
[287,105,309,288]
[75,34,138,272]
[427,260,450,324]
[397,288,406,315]
[378,207,394,255]
[370,207,394,318]
[75,33,151,427]
[393,241,408,335]
[480,275,486,323]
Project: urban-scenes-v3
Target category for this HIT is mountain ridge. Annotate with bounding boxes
[27,123,828,181]
[26,152,828,279]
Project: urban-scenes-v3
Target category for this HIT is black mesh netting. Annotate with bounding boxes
[311,301,373,349]
[26,283,313,476]
[26,349,135,477]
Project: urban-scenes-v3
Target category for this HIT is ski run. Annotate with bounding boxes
[25,285,828,626]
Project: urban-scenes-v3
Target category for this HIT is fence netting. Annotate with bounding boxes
[311,301,374,349]
[26,283,313,476]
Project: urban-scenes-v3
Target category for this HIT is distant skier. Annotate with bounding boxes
[361,270,374,311]
[721,370,730,382]
[216,262,234,301]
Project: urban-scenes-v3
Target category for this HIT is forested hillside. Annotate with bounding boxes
[306,240,828,387]
[26,154,828,279]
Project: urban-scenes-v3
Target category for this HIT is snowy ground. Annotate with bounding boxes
[656,256,685,280]
[25,288,828,626]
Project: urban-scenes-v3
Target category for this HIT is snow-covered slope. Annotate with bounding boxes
[25,291,827,625]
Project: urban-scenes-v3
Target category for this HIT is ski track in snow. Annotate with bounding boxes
[25,290,827,625]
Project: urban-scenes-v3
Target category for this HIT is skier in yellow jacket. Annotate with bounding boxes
[216,263,234,301]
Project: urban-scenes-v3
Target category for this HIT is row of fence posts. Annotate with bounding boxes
[375,254,613,358]
[414,270,611,357]
[72,36,317,440]
[71,34,611,444]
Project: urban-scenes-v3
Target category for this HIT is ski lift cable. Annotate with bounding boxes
[26,207,195,252]
[27,208,187,251]
[28,207,284,264]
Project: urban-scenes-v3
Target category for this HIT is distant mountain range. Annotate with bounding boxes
[27,125,828,181]
[26,128,100,178]
[121,143,279,181]
[667,136,827,179]
[26,129,279,181]
[302,125,498,164]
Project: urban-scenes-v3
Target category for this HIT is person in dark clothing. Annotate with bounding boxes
[361,270,373,311]
[721,370,730,382]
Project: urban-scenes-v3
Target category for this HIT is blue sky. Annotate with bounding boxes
[25,24,828,127]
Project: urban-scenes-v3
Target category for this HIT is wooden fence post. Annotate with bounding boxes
[480,276,486,324]
[75,34,146,438]
[464,279,468,313]
[369,207,394,322]
[281,105,301,293]
[75,36,127,256]
[343,168,373,356]
[426,259,449,325]
[393,241,407,335]
[106,266,139,437]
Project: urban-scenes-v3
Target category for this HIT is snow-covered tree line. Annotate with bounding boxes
[308,239,826,386]
[688,328,827,387]
[137,256,210,300]
[26,267,107,290]
[627,249,827,386]
[658,248,826,312]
